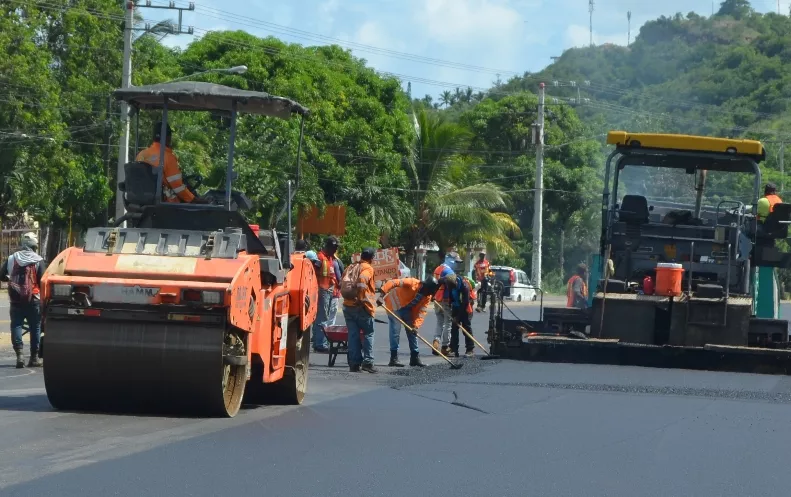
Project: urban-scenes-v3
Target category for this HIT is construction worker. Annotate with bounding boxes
[449,274,475,358]
[344,247,377,373]
[0,232,46,368]
[328,254,344,326]
[433,251,461,356]
[378,275,443,367]
[312,236,340,352]
[757,183,783,222]
[136,122,207,204]
[474,251,491,312]
[567,263,589,310]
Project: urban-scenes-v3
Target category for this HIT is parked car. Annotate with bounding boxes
[399,260,411,279]
[490,266,537,302]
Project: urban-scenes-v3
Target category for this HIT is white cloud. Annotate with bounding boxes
[319,0,340,26]
[415,0,522,45]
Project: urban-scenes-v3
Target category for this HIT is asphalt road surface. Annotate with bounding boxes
[2,297,791,496]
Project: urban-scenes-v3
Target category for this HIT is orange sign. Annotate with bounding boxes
[352,248,400,283]
[298,205,346,236]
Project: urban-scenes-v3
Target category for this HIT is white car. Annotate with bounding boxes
[399,260,411,279]
[490,265,537,302]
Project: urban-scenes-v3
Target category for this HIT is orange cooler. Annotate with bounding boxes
[655,263,683,297]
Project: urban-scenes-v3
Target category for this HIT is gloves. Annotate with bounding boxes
[376,297,384,307]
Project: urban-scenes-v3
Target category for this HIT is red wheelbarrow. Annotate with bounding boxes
[322,325,365,367]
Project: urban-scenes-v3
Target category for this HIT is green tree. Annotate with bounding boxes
[400,108,519,265]
[718,0,754,19]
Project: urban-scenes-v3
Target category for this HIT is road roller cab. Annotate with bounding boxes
[40,82,318,417]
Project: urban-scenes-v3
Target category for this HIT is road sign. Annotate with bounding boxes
[352,247,400,283]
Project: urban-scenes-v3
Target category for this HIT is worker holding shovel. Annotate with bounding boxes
[449,274,476,358]
[377,275,449,367]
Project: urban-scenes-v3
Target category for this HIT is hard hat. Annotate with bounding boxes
[305,250,319,262]
[21,232,38,249]
[446,251,462,263]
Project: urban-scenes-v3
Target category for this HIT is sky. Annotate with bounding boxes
[143,0,789,99]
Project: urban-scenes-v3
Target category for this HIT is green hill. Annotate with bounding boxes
[501,0,791,180]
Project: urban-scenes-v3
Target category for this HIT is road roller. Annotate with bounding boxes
[39,81,318,416]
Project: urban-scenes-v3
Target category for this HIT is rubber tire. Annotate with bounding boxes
[268,323,310,405]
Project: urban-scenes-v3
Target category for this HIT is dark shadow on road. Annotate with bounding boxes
[0,394,54,413]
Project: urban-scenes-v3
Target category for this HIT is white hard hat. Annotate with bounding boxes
[21,232,38,249]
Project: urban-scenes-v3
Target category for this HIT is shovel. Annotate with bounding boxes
[433,301,500,359]
[382,305,463,370]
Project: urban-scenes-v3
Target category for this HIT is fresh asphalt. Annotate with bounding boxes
[1,296,791,495]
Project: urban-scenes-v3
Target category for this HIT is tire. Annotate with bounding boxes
[268,322,310,405]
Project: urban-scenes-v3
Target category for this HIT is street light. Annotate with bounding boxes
[164,65,248,83]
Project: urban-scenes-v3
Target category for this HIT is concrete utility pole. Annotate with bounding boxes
[116,1,134,225]
[532,83,546,289]
[781,142,785,193]
[589,0,595,47]
[115,0,195,223]
[627,11,632,46]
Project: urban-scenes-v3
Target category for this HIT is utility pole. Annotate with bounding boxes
[115,0,195,223]
[115,0,134,225]
[589,0,594,47]
[531,83,545,290]
[781,142,785,193]
[627,11,632,46]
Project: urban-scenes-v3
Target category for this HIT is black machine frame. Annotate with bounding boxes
[115,82,310,259]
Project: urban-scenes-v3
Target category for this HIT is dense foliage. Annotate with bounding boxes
[0,0,604,291]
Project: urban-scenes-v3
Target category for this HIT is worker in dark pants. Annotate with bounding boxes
[0,232,46,368]
[449,274,475,358]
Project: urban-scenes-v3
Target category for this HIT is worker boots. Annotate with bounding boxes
[409,353,425,367]
[15,349,24,369]
[27,351,42,368]
[388,352,405,368]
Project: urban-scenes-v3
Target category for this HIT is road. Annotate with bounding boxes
[1,297,791,495]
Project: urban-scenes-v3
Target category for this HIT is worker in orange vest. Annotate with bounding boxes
[378,276,443,367]
[312,236,340,352]
[432,252,461,356]
[757,183,783,222]
[566,263,589,310]
[136,122,207,204]
[474,252,491,312]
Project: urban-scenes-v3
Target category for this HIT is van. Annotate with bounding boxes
[490,266,537,302]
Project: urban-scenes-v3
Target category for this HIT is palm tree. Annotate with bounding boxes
[422,94,433,107]
[439,90,453,108]
[464,87,474,103]
[401,109,520,266]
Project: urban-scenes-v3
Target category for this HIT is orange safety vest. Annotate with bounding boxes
[136,142,195,203]
[767,194,782,213]
[382,278,432,330]
[317,251,336,290]
[474,260,490,281]
[566,275,588,308]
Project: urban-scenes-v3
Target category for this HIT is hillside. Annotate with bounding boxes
[500,0,791,184]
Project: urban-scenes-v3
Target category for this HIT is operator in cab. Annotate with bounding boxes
[136,122,207,204]
[757,183,782,223]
